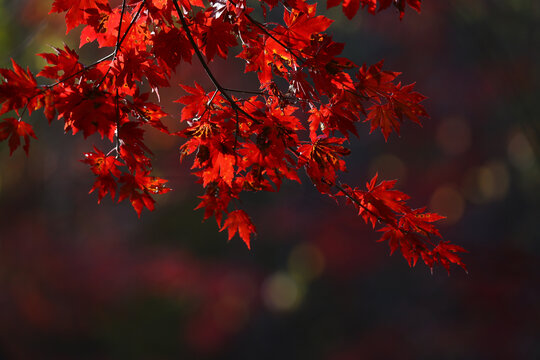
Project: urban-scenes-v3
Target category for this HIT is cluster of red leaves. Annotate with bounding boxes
[328,0,422,20]
[338,175,467,272]
[0,0,466,272]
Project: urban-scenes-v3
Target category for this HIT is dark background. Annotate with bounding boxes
[0,0,539,359]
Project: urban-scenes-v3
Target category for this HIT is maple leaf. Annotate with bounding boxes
[237,38,274,85]
[81,146,122,177]
[289,70,317,101]
[42,91,56,123]
[118,171,171,217]
[376,223,443,268]
[298,136,351,192]
[79,7,118,48]
[327,0,422,19]
[377,0,394,12]
[356,61,400,98]
[0,59,41,116]
[152,27,193,71]
[356,62,428,140]
[432,241,468,273]
[339,174,464,271]
[282,7,333,47]
[50,0,110,33]
[176,83,218,121]
[37,45,84,81]
[346,173,410,227]
[299,136,351,171]
[89,174,118,203]
[150,0,168,10]
[117,121,153,171]
[194,181,236,225]
[342,0,362,19]
[198,15,237,62]
[365,103,401,140]
[377,225,413,257]
[220,210,256,249]
[0,118,37,155]
[81,147,123,202]
[113,50,170,89]
[203,150,236,187]
[122,189,155,217]
[365,174,410,211]
[399,207,445,238]
[390,83,429,126]
[126,90,169,133]
[393,0,423,20]
[58,88,117,140]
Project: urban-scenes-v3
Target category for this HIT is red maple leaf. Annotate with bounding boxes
[237,37,274,85]
[118,171,171,217]
[37,45,84,81]
[82,146,122,177]
[365,103,402,140]
[197,15,237,62]
[432,241,468,273]
[81,146,122,202]
[152,27,193,71]
[0,59,40,116]
[356,61,400,98]
[220,210,256,249]
[356,62,428,140]
[327,0,422,19]
[348,173,409,226]
[298,136,351,192]
[50,0,110,33]
[399,207,445,238]
[0,118,37,155]
[282,6,333,47]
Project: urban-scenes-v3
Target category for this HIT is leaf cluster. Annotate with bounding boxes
[0,0,467,272]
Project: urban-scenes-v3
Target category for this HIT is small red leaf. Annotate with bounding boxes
[0,117,37,155]
[220,210,256,249]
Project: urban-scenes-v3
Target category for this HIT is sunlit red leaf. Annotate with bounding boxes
[220,210,256,249]
[0,117,37,155]
[0,59,41,116]
[50,0,110,33]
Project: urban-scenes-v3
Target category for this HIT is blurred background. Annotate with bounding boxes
[0,0,539,359]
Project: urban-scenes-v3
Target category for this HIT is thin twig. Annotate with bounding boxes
[221,87,267,96]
